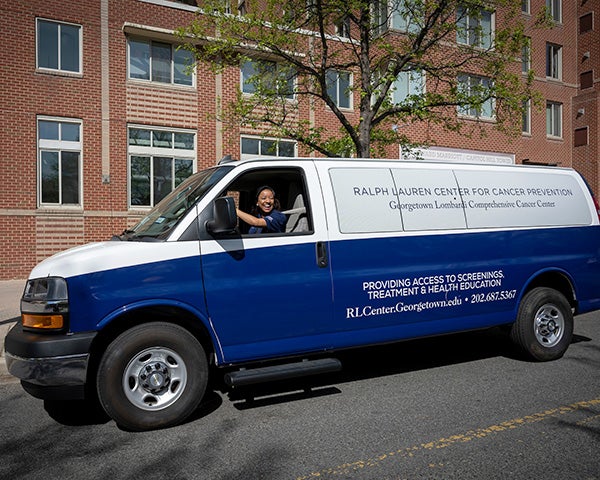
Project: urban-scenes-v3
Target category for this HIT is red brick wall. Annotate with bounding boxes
[0,0,597,279]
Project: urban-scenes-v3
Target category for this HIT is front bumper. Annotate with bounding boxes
[4,322,96,388]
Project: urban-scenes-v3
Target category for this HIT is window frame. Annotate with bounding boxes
[521,37,531,74]
[36,18,82,74]
[522,100,531,135]
[546,0,561,23]
[127,125,197,209]
[546,101,562,139]
[389,0,421,34]
[211,166,313,237]
[240,136,298,160]
[335,15,351,38]
[372,0,389,35]
[127,37,196,87]
[522,0,530,14]
[37,116,83,208]
[326,69,353,110]
[240,59,296,100]
[456,6,495,50]
[546,43,562,80]
[391,67,425,105]
[457,74,495,120]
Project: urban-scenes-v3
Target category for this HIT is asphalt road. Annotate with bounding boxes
[1,312,599,480]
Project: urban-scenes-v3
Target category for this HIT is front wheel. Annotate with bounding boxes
[96,322,208,431]
[510,287,573,361]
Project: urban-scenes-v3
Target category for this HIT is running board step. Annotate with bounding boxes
[224,358,342,387]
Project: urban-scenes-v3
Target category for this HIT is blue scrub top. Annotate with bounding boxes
[248,210,287,234]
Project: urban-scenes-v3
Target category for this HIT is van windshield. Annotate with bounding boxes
[123,166,232,240]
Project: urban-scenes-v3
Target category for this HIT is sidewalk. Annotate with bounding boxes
[0,280,25,384]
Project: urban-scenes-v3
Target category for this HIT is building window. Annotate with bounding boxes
[390,0,421,33]
[240,137,297,160]
[521,37,531,74]
[546,0,561,23]
[373,1,421,35]
[38,118,82,206]
[546,101,562,138]
[335,15,351,38]
[36,19,82,73]
[326,70,352,109]
[580,13,593,34]
[522,1,530,14]
[574,127,588,147]
[546,43,562,80]
[392,68,425,104]
[128,38,195,86]
[456,6,494,49]
[128,126,196,207]
[522,100,531,135]
[372,0,388,35]
[457,74,494,119]
[241,59,295,99]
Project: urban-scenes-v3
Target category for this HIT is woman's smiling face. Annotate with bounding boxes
[257,188,275,214]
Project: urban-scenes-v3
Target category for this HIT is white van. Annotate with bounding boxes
[6,157,600,430]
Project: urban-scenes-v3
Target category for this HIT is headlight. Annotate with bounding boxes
[21,277,69,331]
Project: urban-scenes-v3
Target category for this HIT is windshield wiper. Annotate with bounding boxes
[111,229,137,241]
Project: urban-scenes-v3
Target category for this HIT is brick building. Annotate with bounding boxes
[0,0,598,279]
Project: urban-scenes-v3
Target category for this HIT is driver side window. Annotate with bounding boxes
[221,167,312,236]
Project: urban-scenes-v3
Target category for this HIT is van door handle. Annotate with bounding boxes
[316,241,328,268]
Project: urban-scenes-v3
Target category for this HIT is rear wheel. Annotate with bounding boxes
[510,287,573,361]
[97,322,208,431]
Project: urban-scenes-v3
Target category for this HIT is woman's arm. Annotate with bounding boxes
[236,208,267,228]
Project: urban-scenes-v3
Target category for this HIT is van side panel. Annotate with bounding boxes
[66,255,209,333]
[324,225,600,350]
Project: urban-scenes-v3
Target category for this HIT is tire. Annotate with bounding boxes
[510,287,573,361]
[96,322,208,431]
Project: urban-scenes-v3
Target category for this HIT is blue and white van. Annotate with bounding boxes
[6,157,600,430]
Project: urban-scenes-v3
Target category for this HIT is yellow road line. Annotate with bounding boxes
[296,397,600,479]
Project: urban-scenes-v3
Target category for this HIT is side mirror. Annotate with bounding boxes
[205,196,237,235]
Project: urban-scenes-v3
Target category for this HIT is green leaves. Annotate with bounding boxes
[178,0,544,158]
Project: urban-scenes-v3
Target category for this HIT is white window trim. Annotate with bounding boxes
[389,0,422,34]
[456,7,496,50]
[36,18,83,75]
[240,135,298,160]
[546,0,562,23]
[127,37,196,88]
[391,68,426,105]
[127,124,197,209]
[522,38,531,74]
[326,69,353,110]
[240,59,297,100]
[37,116,83,209]
[522,0,530,15]
[457,74,495,120]
[546,43,562,81]
[546,102,562,139]
[522,100,531,135]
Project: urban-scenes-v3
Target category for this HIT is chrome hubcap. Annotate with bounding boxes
[123,347,187,411]
[534,303,564,348]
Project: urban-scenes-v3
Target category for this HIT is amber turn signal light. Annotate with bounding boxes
[22,314,64,330]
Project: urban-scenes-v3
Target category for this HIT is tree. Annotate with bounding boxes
[178,0,546,158]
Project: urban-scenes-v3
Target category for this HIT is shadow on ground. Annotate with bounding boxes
[37,327,594,428]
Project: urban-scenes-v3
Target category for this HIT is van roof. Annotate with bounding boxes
[222,156,571,171]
